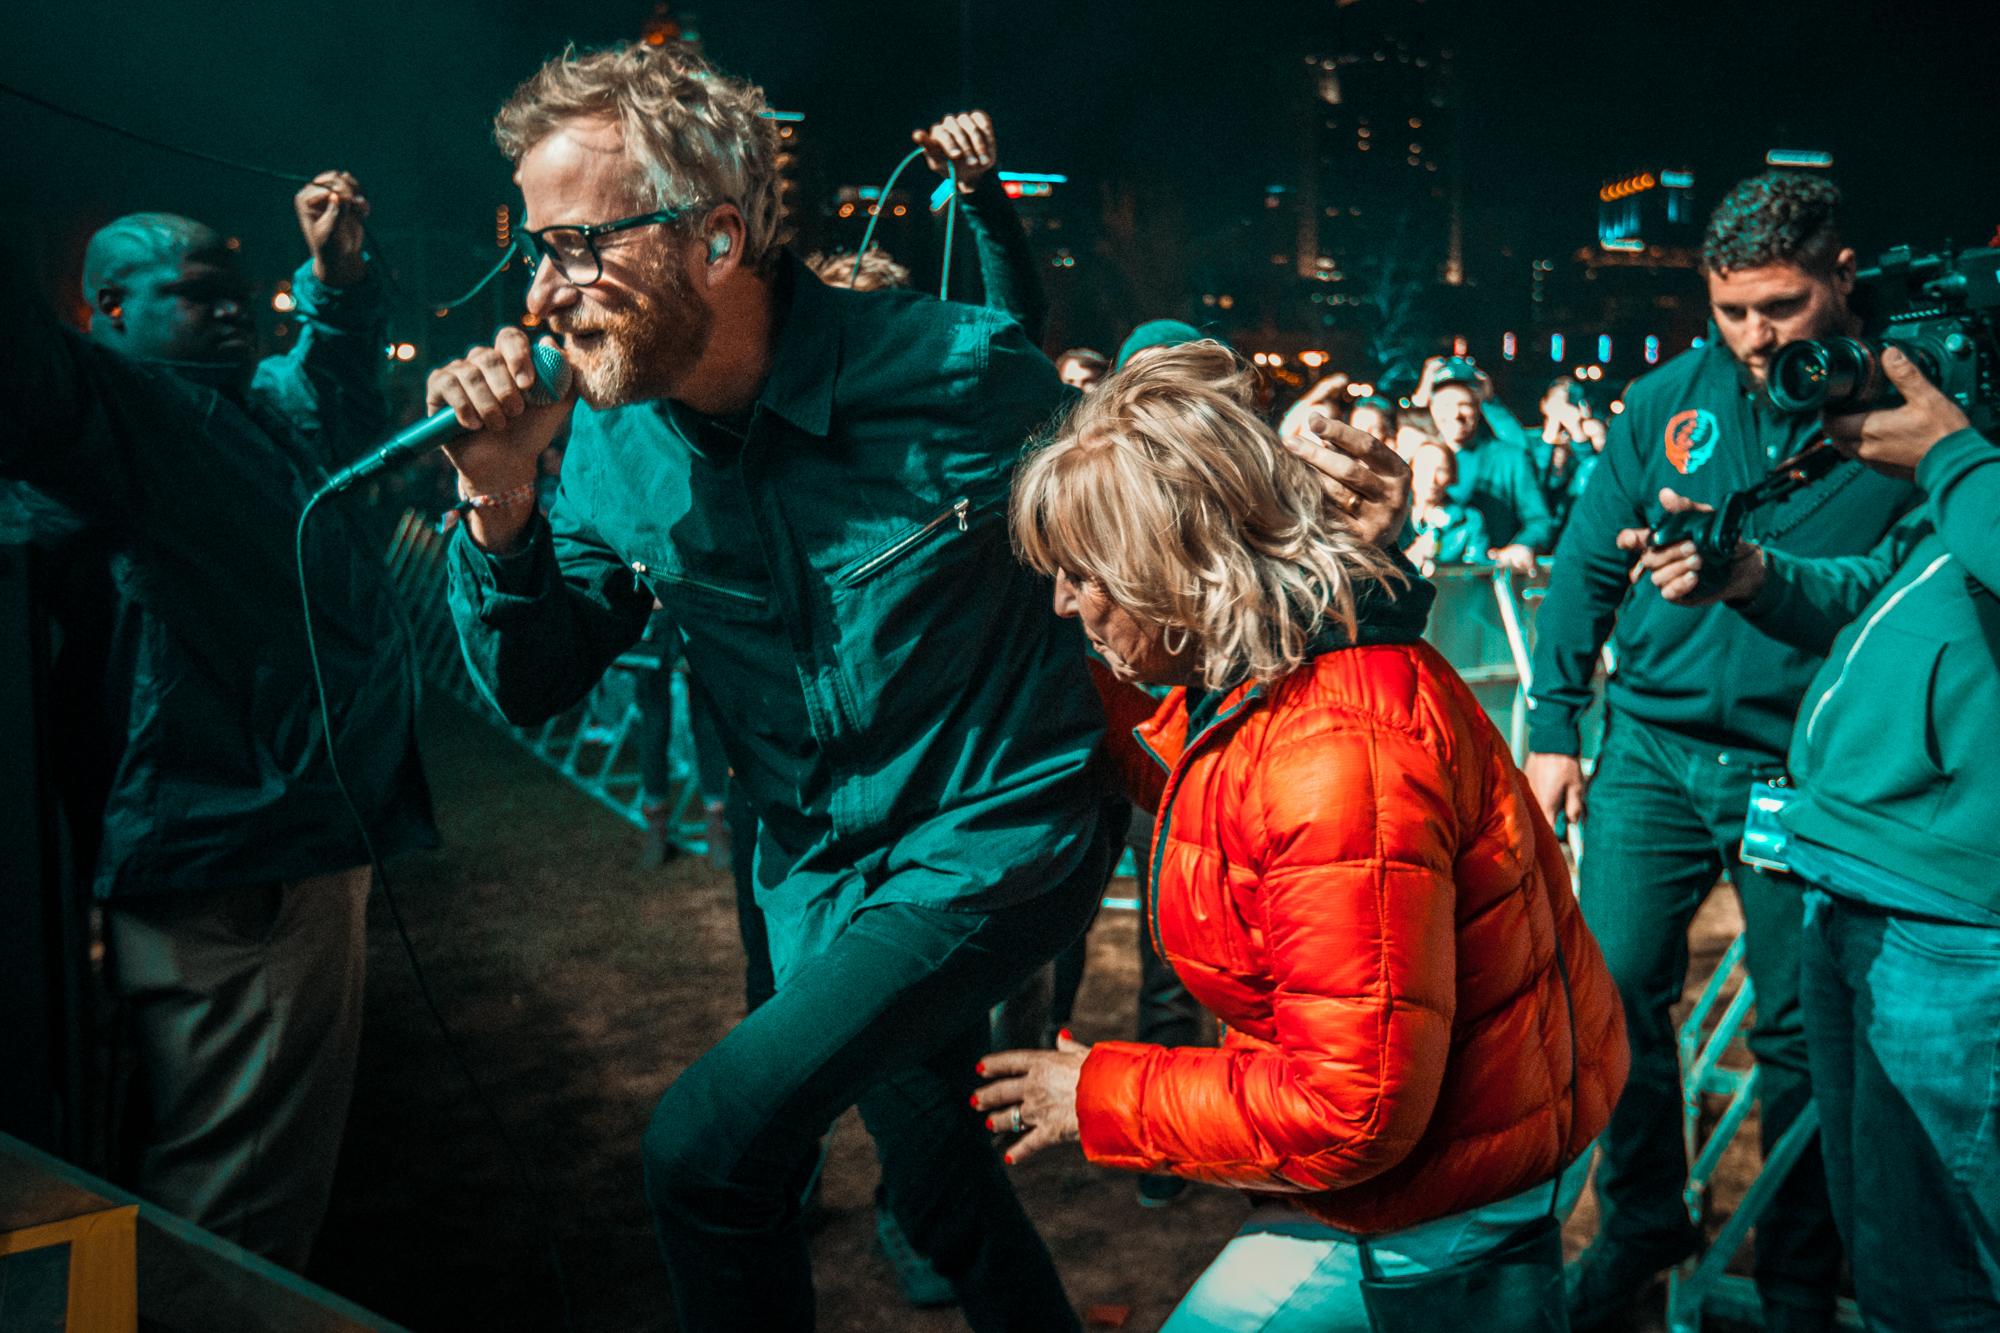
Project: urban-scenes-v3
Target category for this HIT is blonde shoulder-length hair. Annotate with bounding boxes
[1011,340,1403,691]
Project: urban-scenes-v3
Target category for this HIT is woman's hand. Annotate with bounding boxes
[973,1032,1090,1164]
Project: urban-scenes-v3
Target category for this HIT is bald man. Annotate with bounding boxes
[0,173,436,1267]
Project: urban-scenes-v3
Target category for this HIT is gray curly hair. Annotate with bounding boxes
[1012,340,1404,690]
[495,41,787,270]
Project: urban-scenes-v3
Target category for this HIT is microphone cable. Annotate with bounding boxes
[850,148,960,300]
[295,492,578,1333]
[0,81,524,320]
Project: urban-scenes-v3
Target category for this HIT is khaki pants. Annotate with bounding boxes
[105,866,370,1270]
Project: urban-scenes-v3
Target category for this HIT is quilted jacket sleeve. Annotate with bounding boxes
[1075,705,1461,1192]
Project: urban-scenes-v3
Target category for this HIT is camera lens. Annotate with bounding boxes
[1768,337,1874,414]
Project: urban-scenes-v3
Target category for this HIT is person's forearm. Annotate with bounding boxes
[464,494,538,556]
[958,177,1047,343]
[1510,467,1557,553]
[282,259,391,457]
[1527,422,1645,751]
[445,515,649,725]
[1526,536,1624,754]
[1918,428,2000,591]
[1736,532,1908,656]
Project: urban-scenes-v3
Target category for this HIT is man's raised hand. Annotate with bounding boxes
[427,328,575,551]
[295,171,369,288]
[914,111,998,190]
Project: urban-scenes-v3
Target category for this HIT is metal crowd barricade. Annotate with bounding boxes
[1425,563,1541,761]
[1666,945,1856,1331]
[382,509,709,847]
[1422,559,1610,768]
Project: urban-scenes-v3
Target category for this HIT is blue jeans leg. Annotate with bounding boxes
[1160,1184,1556,1333]
[1801,888,2000,1331]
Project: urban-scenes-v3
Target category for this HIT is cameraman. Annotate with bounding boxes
[1525,172,1914,1331]
[1629,347,2000,1329]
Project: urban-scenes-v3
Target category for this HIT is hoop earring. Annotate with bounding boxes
[1161,623,1190,657]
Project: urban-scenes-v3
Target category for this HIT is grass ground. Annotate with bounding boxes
[307,698,1757,1332]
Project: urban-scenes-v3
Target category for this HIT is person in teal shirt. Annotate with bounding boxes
[432,42,1108,1331]
[1528,172,1913,1331]
[1628,347,2000,1330]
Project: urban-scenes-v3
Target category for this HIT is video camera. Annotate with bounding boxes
[1766,243,2000,434]
[1651,243,1999,594]
[1648,444,1845,596]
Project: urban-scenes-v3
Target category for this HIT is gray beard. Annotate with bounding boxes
[572,255,714,408]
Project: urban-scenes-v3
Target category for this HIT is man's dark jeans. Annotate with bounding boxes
[1578,716,1839,1315]
[1801,887,2000,1330]
[641,829,1110,1333]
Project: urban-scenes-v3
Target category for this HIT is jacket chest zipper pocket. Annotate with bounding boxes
[836,497,970,587]
[630,559,767,607]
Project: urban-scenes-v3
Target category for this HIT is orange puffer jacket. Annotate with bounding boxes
[1079,642,1627,1235]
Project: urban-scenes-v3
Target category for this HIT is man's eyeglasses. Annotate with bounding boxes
[520,207,697,287]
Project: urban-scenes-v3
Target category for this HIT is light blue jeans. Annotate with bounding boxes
[1162,1170,1582,1333]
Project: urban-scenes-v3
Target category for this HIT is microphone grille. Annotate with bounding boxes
[527,341,574,406]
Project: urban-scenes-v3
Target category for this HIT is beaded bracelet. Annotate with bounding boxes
[451,480,538,515]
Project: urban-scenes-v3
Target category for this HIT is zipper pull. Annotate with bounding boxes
[953,497,969,532]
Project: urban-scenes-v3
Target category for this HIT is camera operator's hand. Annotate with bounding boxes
[1823,345,1970,480]
[1525,753,1588,834]
[1615,487,1767,606]
[914,111,997,191]
[1282,411,1413,547]
[427,328,576,553]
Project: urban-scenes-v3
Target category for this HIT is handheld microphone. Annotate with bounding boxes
[315,341,572,497]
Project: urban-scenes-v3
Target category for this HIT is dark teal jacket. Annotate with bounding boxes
[1448,433,1555,553]
[1408,503,1491,566]
[1529,434,1599,532]
[0,258,437,898]
[955,174,1047,344]
[446,257,1102,943]
[1741,429,2000,911]
[1528,340,1913,758]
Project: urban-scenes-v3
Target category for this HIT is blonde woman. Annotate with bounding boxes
[977,342,1627,1331]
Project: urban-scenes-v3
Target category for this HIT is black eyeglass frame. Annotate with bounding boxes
[519,205,701,286]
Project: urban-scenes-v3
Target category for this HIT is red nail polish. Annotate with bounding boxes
[975,1063,986,1076]
[1003,1153,1015,1165]
[1058,1028,1074,1044]
[969,1095,980,1108]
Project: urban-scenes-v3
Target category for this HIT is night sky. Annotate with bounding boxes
[5,0,1995,338]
